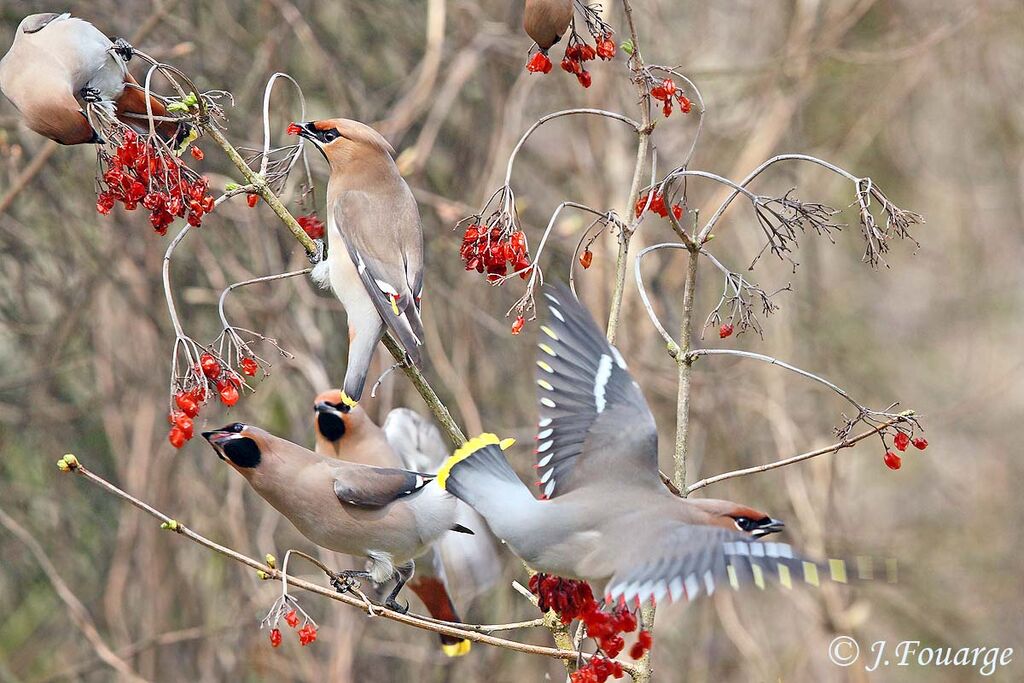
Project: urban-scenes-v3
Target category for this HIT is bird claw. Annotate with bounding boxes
[330,574,362,594]
[307,238,326,265]
[112,38,134,61]
[385,597,409,614]
[80,87,103,104]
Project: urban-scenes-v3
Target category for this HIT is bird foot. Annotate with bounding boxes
[384,597,409,614]
[112,38,135,61]
[80,87,103,104]
[307,238,326,265]
[329,569,370,595]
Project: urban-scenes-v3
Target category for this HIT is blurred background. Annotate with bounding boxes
[1,0,1021,681]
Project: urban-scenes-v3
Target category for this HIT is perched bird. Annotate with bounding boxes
[438,285,873,606]
[292,119,424,404]
[313,391,503,656]
[202,422,472,616]
[0,12,182,145]
[524,0,575,52]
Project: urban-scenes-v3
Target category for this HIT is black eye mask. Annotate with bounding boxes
[222,436,262,468]
[317,411,346,443]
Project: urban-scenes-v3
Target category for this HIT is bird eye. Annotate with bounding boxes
[322,129,340,142]
[327,400,351,414]
[733,517,756,531]
[228,423,245,433]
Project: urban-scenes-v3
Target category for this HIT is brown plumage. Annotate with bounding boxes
[0,13,180,145]
[311,391,500,656]
[297,119,424,403]
[524,0,575,51]
[202,422,467,620]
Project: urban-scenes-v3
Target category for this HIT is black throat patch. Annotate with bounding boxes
[317,412,346,443]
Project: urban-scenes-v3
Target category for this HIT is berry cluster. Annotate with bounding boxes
[297,213,325,240]
[884,431,928,470]
[460,224,532,283]
[572,656,625,683]
[96,130,215,234]
[649,78,692,118]
[527,18,615,88]
[167,351,261,449]
[634,191,683,221]
[269,610,318,648]
[528,572,651,678]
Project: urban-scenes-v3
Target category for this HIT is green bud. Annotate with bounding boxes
[225,182,241,192]
[621,40,635,56]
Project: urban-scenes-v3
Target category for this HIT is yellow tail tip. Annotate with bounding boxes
[436,433,515,490]
[442,639,472,657]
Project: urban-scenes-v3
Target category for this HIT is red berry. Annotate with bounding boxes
[240,357,259,376]
[719,323,734,338]
[579,44,596,61]
[629,643,646,660]
[175,392,200,418]
[297,624,317,646]
[577,70,592,88]
[219,383,240,407]
[884,451,902,470]
[511,315,525,335]
[269,628,282,648]
[637,630,653,649]
[662,99,673,118]
[580,249,593,269]
[200,353,221,379]
[297,213,325,240]
[190,146,204,161]
[175,415,194,440]
[527,51,553,74]
[168,427,186,449]
[284,609,299,628]
[596,35,616,60]
[286,122,303,136]
[912,437,928,451]
[894,432,910,452]
[246,194,259,208]
[678,94,692,114]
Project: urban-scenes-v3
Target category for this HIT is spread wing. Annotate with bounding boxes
[333,192,425,365]
[532,284,660,499]
[606,525,886,606]
[332,463,433,508]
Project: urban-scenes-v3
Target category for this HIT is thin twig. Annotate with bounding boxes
[56,459,637,674]
[683,414,912,494]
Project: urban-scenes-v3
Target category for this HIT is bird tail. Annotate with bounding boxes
[406,575,472,657]
[116,73,185,142]
[436,434,521,503]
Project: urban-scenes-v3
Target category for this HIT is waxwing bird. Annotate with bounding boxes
[202,422,473,615]
[294,119,425,404]
[313,392,503,656]
[437,284,886,606]
[0,13,182,145]
[524,0,575,52]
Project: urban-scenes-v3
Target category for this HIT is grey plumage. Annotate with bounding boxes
[439,284,872,605]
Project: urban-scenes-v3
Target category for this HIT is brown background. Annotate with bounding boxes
[1,1,1021,681]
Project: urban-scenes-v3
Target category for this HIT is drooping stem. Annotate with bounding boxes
[203,125,318,258]
[673,245,700,492]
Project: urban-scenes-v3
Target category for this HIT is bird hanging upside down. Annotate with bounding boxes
[290,119,425,406]
[0,12,184,145]
[438,284,891,606]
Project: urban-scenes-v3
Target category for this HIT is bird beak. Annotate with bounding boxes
[202,429,240,459]
[315,401,344,418]
[752,518,785,538]
[290,121,329,162]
